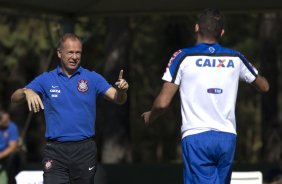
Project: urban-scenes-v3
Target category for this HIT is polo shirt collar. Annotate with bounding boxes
[56,66,82,77]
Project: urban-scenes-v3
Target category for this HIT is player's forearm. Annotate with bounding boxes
[11,88,27,103]
[114,91,127,105]
[149,97,170,122]
[0,142,17,160]
[252,75,269,92]
[148,109,164,123]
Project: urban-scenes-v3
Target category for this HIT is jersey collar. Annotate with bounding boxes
[197,42,219,47]
[56,66,82,77]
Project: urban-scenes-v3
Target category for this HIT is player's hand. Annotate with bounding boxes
[24,88,44,113]
[115,70,129,93]
[141,111,151,125]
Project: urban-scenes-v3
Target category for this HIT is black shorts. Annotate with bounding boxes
[42,137,97,184]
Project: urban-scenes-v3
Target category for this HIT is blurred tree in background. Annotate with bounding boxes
[0,10,281,168]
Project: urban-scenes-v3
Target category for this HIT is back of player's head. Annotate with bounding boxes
[57,33,82,50]
[196,8,224,40]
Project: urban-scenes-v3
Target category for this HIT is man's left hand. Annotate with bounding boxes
[115,70,129,93]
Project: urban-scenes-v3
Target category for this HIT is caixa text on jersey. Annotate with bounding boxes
[196,58,234,68]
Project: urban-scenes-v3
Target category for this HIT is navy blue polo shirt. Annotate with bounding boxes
[26,66,111,141]
[0,121,19,151]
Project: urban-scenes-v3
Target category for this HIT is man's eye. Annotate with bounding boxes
[66,51,81,55]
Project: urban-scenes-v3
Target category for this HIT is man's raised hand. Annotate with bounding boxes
[115,70,129,92]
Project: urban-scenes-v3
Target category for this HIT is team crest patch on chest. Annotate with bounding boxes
[44,160,53,170]
[3,131,9,138]
[77,80,88,92]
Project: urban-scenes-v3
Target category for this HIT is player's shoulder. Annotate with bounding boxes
[66,66,100,77]
[167,47,203,66]
[8,121,18,130]
[43,67,58,76]
[81,67,98,75]
[182,43,242,56]
[219,46,250,63]
[35,68,58,82]
[175,46,199,55]
[81,67,105,79]
[216,44,241,56]
[169,47,197,59]
[32,70,52,81]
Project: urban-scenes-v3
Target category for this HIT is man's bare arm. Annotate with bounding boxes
[0,141,17,160]
[11,88,44,113]
[252,75,269,92]
[11,88,27,103]
[141,82,179,125]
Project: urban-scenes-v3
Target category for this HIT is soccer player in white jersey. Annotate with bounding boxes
[141,9,269,184]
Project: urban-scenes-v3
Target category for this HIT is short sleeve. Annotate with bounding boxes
[94,73,112,96]
[25,73,47,95]
[238,52,258,83]
[162,50,186,85]
[9,122,19,141]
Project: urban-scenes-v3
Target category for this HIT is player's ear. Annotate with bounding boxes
[195,24,200,33]
[195,24,199,32]
[220,29,225,37]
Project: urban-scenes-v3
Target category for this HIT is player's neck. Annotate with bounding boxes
[196,35,218,44]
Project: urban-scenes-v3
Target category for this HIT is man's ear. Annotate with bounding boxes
[195,24,200,33]
[57,50,61,59]
[220,29,225,37]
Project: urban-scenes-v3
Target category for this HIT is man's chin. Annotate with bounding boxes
[68,65,79,70]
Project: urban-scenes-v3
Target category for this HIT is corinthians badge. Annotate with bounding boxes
[45,160,53,170]
[77,80,88,92]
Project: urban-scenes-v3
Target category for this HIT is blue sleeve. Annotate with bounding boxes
[9,122,19,141]
[94,73,112,96]
[25,73,46,95]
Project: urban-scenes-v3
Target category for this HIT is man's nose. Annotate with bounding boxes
[72,53,80,59]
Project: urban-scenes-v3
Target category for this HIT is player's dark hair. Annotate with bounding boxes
[57,33,82,50]
[197,8,224,40]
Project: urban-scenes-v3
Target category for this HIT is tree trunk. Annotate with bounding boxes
[101,17,131,163]
[259,13,281,163]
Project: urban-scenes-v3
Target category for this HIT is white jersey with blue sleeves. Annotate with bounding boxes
[162,43,258,138]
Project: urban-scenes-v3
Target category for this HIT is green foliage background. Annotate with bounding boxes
[0,11,280,165]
